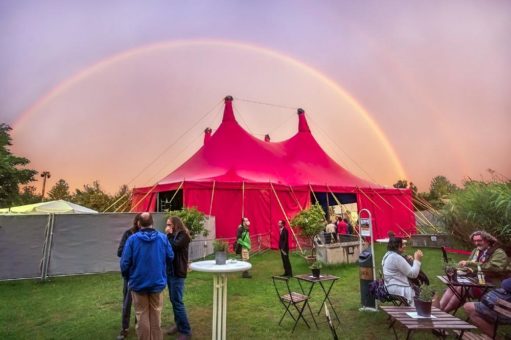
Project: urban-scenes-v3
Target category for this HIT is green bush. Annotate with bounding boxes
[440,180,511,252]
[168,207,209,239]
[290,202,325,253]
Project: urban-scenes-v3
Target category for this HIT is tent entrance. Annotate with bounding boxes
[157,190,183,212]
[313,192,357,221]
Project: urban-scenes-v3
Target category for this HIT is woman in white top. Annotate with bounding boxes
[382,237,424,306]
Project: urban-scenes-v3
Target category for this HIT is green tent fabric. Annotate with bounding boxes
[0,200,98,214]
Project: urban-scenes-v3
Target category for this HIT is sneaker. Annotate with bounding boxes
[166,325,178,335]
[116,329,128,340]
[177,333,192,340]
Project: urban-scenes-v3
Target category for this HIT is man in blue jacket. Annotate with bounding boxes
[121,212,174,340]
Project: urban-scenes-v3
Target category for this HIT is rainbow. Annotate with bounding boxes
[14,39,407,179]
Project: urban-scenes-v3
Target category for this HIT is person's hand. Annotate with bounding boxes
[414,250,423,261]
[458,260,468,267]
[165,226,172,234]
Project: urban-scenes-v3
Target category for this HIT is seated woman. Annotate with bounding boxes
[438,230,510,313]
[463,278,511,338]
[383,237,424,306]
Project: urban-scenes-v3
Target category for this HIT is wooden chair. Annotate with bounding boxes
[272,276,317,332]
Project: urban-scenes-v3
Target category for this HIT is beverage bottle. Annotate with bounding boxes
[477,265,486,285]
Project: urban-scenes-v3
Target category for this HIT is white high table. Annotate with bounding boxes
[190,260,251,340]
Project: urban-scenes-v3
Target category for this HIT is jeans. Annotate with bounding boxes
[168,276,191,335]
[121,278,133,330]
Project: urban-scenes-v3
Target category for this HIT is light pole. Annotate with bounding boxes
[41,171,51,200]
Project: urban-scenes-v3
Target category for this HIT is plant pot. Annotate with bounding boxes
[215,251,227,265]
[414,298,432,317]
[311,268,321,278]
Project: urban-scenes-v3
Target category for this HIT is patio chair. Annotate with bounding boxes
[324,303,338,340]
[272,275,317,332]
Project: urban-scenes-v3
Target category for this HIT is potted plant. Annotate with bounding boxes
[168,207,209,239]
[290,203,326,262]
[213,239,229,265]
[414,285,435,317]
[310,261,323,278]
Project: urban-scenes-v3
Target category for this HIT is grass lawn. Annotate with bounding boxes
[0,244,508,339]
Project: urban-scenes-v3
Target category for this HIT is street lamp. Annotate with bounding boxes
[41,171,51,200]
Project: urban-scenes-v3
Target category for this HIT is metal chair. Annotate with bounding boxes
[272,275,317,332]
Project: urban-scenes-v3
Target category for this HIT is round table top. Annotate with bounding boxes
[190,260,252,273]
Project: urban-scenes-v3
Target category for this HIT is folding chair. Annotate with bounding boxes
[324,303,338,340]
[272,276,317,332]
[441,246,472,263]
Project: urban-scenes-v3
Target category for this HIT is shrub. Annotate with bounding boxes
[168,207,209,239]
[440,180,511,253]
[290,203,325,254]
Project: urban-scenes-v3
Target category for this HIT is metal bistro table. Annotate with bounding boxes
[190,260,251,340]
[437,275,495,314]
[295,274,341,324]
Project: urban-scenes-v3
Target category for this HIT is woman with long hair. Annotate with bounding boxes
[382,237,424,306]
[165,216,192,340]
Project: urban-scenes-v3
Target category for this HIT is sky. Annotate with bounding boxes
[1,1,510,194]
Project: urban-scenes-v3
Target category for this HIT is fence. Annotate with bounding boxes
[0,213,217,281]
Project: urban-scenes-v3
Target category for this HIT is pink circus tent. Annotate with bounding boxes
[132,96,415,249]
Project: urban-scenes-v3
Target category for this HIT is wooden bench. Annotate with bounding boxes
[493,298,511,339]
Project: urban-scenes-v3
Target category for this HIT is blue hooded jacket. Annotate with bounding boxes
[120,228,174,293]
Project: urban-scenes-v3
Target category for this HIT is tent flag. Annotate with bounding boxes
[132,96,416,248]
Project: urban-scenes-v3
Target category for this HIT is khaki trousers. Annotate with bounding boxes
[131,291,163,340]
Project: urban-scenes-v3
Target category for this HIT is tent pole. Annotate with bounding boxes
[103,192,129,212]
[208,180,216,217]
[394,193,439,232]
[241,181,245,218]
[270,182,304,254]
[130,182,161,212]
[357,187,384,211]
[288,185,303,211]
[309,183,319,204]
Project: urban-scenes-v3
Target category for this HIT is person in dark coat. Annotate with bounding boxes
[116,213,141,340]
[278,220,293,277]
[165,216,192,340]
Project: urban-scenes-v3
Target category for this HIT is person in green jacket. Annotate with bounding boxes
[438,230,510,313]
[236,217,252,278]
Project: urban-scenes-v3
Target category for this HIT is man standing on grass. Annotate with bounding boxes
[120,212,174,340]
[236,217,252,278]
[278,220,293,277]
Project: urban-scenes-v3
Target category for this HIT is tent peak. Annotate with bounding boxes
[204,127,212,144]
[297,108,311,133]
[264,134,271,142]
[222,96,236,123]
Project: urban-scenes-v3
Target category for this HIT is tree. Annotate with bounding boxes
[290,203,326,255]
[17,185,41,205]
[393,179,408,189]
[106,184,132,212]
[72,181,112,211]
[48,179,72,201]
[429,175,458,208]
[0,123,37,207]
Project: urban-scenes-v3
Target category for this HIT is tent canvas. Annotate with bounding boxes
[132,97,415,248]
[0,200,98,214]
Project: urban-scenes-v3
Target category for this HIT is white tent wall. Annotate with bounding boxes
[0,213,215,281]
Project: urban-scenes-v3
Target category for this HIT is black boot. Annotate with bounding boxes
[241,270,252,278]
